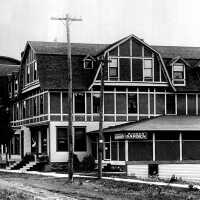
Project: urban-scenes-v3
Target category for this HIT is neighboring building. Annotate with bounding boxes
[0,56,20,157]
[8,34,200,180]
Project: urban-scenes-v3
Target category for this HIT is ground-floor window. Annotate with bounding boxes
[56,127,68,151]
[56,127,87,152]
[182,132,200,160]
[128,133,153,161]
[155,132,179,161]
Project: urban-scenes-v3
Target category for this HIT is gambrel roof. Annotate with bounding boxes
[29,41,108,56]
[22,36,200,91]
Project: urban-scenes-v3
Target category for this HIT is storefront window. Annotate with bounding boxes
[182,132,200,160]
[155,133,179,161]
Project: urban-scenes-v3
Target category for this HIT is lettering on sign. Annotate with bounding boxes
[114,132,148,140]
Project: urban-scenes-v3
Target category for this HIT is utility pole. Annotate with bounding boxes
[51,14,82,182]
[97,58,111,179]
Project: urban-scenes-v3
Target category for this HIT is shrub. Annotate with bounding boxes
[81,154,95,171]
[73,153,80,171]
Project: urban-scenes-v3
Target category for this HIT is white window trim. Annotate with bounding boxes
[143,58,154,82]
[172,63,186,86]
[108,57,119,80]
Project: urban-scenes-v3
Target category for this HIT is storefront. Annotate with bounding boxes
[90,115,200,181]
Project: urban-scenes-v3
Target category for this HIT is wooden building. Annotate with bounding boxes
[8,35,200,180]
[0,56,20,158]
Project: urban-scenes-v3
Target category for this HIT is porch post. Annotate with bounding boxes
[125,140,128,161]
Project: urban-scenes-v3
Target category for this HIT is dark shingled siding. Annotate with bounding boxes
[36,54,95,90]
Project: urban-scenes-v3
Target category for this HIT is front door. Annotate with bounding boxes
[21,131,24,158]
[31,130,38,156]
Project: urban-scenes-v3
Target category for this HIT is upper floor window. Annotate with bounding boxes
[26,65,30,84]
[84,59,93,69]
[172,63,185,85]
[93,93,100,113]
[14,80,18,92]
[40,95,44,114]
[128,93,137,113]
[109,58,118,79]
[75,93,85,113]
[23,101,26,118]
[33,62,38,81]
[144,59,153,81]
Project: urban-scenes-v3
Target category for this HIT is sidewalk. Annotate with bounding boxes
[0,168,199,191]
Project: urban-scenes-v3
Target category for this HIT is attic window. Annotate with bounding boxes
[84,59,93,69]
[172,63,185,86]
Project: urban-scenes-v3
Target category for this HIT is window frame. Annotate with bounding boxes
[74,93,85,114]
[128,93,138,114]
[33,62,38,81]
[108,58,119,79]
[56,127,68,152]
[143,59,153,81]
[172,63,185,86]
[84,59,93,69]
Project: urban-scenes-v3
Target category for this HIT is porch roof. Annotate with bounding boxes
[89,116,200,133]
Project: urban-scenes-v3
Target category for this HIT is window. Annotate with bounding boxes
[173,64,185,85]
[93,93,100,113]
[14,80,18,92]
[109,58,118,78]
[40,95,44,114]
[27,65,30,83]
[74,127,86,151]
[166,94,175,114]
[128,93,137,113]
[33,62,37,80]
[33,98,37,116]
[75,93,85,113]
[144,59,153,81]
[22,101,26,118]
[57,127,68,151]
[84,59,93,69]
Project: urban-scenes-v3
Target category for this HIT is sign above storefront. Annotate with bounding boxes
[114,132,148,140]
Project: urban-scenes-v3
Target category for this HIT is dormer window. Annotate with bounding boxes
[172,63,185,85]
[84,57,94,69]
[84,59,93,69]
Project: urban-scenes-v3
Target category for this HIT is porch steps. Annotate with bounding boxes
[6,161,21,170]
[20,161,38,172]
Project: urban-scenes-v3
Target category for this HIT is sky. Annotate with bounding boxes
[1,0,200,59]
